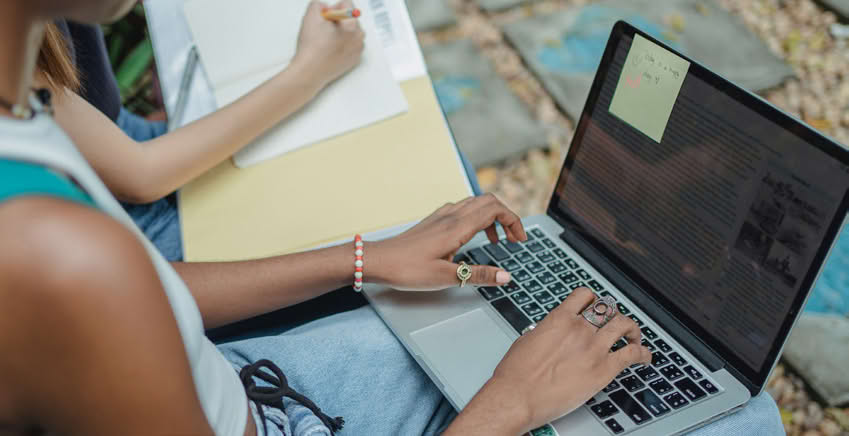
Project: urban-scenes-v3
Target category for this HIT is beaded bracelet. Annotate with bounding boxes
[353,235,364,292]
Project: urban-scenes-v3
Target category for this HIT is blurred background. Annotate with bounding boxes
[115,1,849,434]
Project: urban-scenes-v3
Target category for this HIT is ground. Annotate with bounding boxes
[414,0,849,434]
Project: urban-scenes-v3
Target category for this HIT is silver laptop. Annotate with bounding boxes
[364,21,849,435]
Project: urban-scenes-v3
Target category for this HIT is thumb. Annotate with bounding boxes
[461,263,511,286]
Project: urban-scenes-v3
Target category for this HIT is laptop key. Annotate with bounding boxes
[478,286,503,300]
[541,238,556,249]
[603,380,621,393]
[513,269,532,282]
[655,339,672,354]
[516,252,535,264]
[649,379,674,395]
[559,272,579,285]
[607,390,652,425]
[522,302,543,317]
[651,352,670,368]
[544,301,559,312]
[502,240,524,254]
[674,378,707,402]
[553,248,568,259]
[523,280,543,293]
[590,400,619,419]
[600,291,617,301]
[641,339,656,352]
[559,294,569,302]
[548,261,567,274]
[604,418,624,435]
[537,272,556,285]
[576,269,592,280]
[565,258,580,269]
[547,282,569,296]
[483,243,510,261]
[620,375,645,392]
[683,365,703,380]
[526,261,545,274]
[616,303,630,315]
[467,248,495,266]
[617,368,632,379]
[587,280,605,292]
[527,241,545,253]
[533,290,554,304]
[629,314,644,326]
[610,339,627,352]
[664,392,689,409]
[501,281,521,294]
[501,259,522,272]
[510,291,532,305]
[568,281,586,290]
[490,297,531,334]
[699,380,718,395]
[532,313,546,323]
[537,252,556,264]
[635,366,660,381]
[530,228,545,239]
[668,352,687,367]
[641,327,658,340]
[634,389,670,417]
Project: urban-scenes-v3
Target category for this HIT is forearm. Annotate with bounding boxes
[172,241,365,329]
[134,59,323,201]
[443,379,531,436]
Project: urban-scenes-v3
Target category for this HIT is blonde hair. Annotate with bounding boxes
[37,22,81,92]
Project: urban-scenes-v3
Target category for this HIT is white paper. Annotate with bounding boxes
[184,0,408,168]
[369,0,428,82]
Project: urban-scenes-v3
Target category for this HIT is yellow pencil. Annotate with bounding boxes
[322,7,361,21]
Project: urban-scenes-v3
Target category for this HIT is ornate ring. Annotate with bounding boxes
[521,324,536,335]
[581,295,617,328]
[456,261,472,287]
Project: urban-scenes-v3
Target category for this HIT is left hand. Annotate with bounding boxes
[367,194,527,291]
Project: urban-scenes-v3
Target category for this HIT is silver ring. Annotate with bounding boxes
[521,324,536,335]
[581,296,617,328]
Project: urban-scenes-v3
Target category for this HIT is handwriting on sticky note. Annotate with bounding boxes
[609,34,690,143]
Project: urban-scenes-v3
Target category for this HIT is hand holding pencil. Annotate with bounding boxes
[322,6,361,21]
[293,1,365,88]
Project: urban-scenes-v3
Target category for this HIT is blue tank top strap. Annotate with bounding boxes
[0,158,95,207]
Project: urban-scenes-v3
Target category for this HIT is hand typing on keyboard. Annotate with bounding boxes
[367,194,528,290]
[443,288,651,436]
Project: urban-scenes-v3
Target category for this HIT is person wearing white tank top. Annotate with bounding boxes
[0,0,786,435]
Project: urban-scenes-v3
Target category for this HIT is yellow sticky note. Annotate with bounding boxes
[609,34,690,143]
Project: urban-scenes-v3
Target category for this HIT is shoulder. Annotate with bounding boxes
[0,196,153,299]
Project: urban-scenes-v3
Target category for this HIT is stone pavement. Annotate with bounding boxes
[423,39,548,166]
[407,0,457,31]
[783,314,849,407]
[501,0,794,120]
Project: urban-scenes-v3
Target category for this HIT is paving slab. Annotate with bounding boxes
[423,40,547,167]
[817,0,849,21]
[783,314,849,407]
[502,0,794,121]
[477,0,529,13]
[406,0,457,31]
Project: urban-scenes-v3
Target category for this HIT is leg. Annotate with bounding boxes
[115,108,183,261]
[217,306,456,435]
[687,392,784,435]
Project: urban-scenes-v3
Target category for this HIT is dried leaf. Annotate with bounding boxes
[825,408,849,430]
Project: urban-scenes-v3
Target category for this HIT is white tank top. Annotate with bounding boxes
[0,112,248,435]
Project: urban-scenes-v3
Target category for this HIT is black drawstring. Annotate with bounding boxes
[239,359,345,435]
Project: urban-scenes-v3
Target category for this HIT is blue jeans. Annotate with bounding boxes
[217,306,783,436]
[116,108,183,261]
[115,108,482,263]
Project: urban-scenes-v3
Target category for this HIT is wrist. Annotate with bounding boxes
[286,54,328,94]
[363,240,393,285]
[475,377,534,434]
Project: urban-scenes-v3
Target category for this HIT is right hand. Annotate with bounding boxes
[451,288,652,434]
[292,0,365,89]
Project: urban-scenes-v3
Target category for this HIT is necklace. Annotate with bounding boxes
[0,88,52,119]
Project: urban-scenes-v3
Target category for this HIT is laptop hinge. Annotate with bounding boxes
[558,228,726,372]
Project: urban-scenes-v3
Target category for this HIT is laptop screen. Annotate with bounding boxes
[550,22,849,386]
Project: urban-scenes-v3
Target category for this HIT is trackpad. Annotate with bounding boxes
[410,309,514,406]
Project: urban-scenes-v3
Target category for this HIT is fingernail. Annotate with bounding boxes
[496,271,510,284]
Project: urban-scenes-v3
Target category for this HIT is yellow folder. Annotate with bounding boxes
[179,76,471,262]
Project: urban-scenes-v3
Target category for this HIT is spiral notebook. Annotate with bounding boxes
[183,0,408,168]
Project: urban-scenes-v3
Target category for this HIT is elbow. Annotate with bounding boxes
[116,180,173,205]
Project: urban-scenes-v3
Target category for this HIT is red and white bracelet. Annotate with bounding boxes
[353,234,364,292]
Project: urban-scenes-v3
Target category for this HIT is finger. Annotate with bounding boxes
[608,343,652,374]
[484,225,499,245]
[459,194,526,243]
[594,314,641,351]
[560,287,596,315]
[441,261,510,287]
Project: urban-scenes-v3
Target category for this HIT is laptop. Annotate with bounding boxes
[364,21,849,435]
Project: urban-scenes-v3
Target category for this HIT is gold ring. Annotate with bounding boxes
[456,261,472,287]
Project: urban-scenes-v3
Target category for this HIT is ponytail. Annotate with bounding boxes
[37,22,81,93]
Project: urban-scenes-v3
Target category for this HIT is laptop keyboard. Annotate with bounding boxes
[457,226,723,435]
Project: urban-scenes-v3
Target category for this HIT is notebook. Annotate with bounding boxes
[183,0,409,168]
